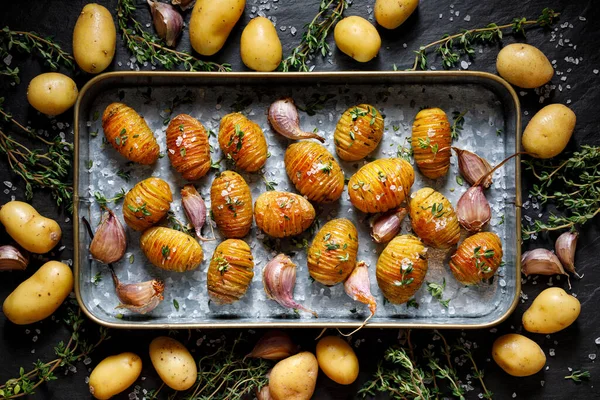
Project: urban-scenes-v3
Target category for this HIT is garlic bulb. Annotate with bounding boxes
[456,186,491,233]
[89,209,127,264]
[555,231,579,276]
[111,269,165,314]
[147,0,184,47]
[268,98,325,142]
[521,249,568,278]
[181,184,211,240]
[370,208,407,243]
[452,147,493,188]
[247,330,299,360]
[344,261,376,317]
[0,245,29,271]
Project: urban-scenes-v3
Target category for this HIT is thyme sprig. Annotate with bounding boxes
[564,370,590,382]
[167,211,195,237]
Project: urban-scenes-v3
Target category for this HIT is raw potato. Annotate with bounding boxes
[496,43,554,88]
[210,171,254,238]
[241,17,282,72]
[207,239,255,304]
[149,336,197,391]
[166,114,211,180]
[269,352,318,400]
[254,192,315,238]
[89,352,142,400]
[522,104,576,159]
[140,227,204,272]
[334,16,381,62]
[0,201,61,253]
[409,187,460,248]
[27,73,78,115]
[72,3,116,74]
[123,177,173,231]
[411,108,452,179]
[334,104,384,161]
[189,0,246,56]
[374,0,419,29]
[492,334,546,377]
[2,261,73,325]
[219,112,268,172]
[316,336,359,385]
[522,287,581,334]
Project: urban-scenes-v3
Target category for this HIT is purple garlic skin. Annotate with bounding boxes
[268,98,325,143]
[344,261,377,316]
[0,245,29,271]
[453,147,493,189]
[148,0,184,47]
[555,231,578,275]
[456,186,491,233]
[172,0,195,11]
[112,270,165,314]
[263,254,318,317]
[521,249,567,277]
[89,208,127,264]
[247,330,299,360]
[181,184,210,240]
[371,208,407,243]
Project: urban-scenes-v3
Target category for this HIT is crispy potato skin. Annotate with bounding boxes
[210,171,253,238]
[334,104,384,161]
[254,192,315,238]
[411,108,451,179]
[166,114,211,180]
[102,102,159,164]
[123,178,173,231]
[409,187,460,248]
[207,239,254,304]
[376,234,427,304]
[307,219,359,285]
[140,227,204,272]
[219,113,268,172]
[449,232,503,285]
[285,141,345,203]
[348,158,415,213]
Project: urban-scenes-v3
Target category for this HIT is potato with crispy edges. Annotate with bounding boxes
[409,187,460,249]
[411,108,452,179]
[207,239,254,304]
[219,113,268,172]
[334,104,384,161]
[285,141,345,203]
[140,227,204,272]
[254,192,315,238]
[123,178,173,231]
[210,171,253,238]
[166,114,211,180]
[449,232,503,285]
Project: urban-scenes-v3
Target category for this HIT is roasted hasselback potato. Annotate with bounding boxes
[411,108,452,179]
[166,114,211,180]
[348,158,415,213]
[334,104,384,161]
[254,191,315,238]
[376,234,428,304]
[102,102,160,164]
[123,177,173,231]
[218,112,268,172]
[140,227,204,272]
[449,232,503,285]
[284,141,345,203]
[207,239,254,304]
[210,171,253,238]
[307,218,359,286]
[409,187,460,248]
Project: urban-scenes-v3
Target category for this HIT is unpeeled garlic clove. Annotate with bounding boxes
[89,208,127,264]
[181,184,211,241]
[263,254,318,317]
[147,0,184,47]
[453,147,493,189]
[555,231,579,276]
[0,245,29,271]
[256,385,273,400]
[344,261,377,317]
[112,270,165,314]
[371,208,407,243]
[456,186,491,233]
[521,249,567,277]
[248,330,299,360]
[171,0,195,11]
[268,98,325,142]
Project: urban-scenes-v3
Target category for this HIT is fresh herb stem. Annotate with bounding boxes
[458,346,493,399]
[565,370,590,382]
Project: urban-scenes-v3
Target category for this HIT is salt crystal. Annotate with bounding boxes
[512,393,517,398]
[460,60,469,69]
[593,69,599,75]
[590,353,597,360]
[579,16,587,21]
[595,337,600,345]
[549,348,555,356]
[464,15,471,22]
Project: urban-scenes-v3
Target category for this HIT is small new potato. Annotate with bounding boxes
[0,201,61,253]
[27,73,78,115]
[316,336,359,385]
[89,352,142,400]
[241,17,282,72]
[522,287,581,334]
[269,352,318,400]
[492,334,546,377]
[334,16,381,62]
[374,0,419,29]
[149,336,197,391]
[254,192,315,238]
[522,104,576,159]
[72,3,116,74]
[189,0,246,56]
[496,43,554,88]
[3,261,73,325]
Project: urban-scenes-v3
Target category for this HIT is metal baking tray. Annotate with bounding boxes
[73,71,521,329]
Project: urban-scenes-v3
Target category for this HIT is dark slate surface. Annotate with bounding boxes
[0,0,599,399]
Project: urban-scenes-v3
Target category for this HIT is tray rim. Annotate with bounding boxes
[73,70,522,330]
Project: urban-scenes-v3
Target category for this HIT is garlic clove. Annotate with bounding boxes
[0,245,29,271]
[370,208,407,243]
[256,385,273,400]
[268,98,325,142]
[181,184,212,241]
[344,261,377,317]
[247,330,299,360]
[521,249,567,277]
[555,231,579,276]
[452,147,493,188]
[456,186,491,233]
[89,209,127,264]
[171,0,195,11]
[147,0,184,47]
[112,270,165,314]
[263,254,318,317]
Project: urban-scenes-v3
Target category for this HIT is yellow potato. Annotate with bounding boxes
[0,201,61,253]
[522,104,576,159]
[189,0,246,56]
[522,287,581,334]
[496,43,554,88]
[334,16,381,62]
[2,261,73,325]
[26,73,78,115]
[269,352,318,400]
[89,352,142,400]
[241,17,282,72]
[492,334,546,377]
[72,3,116,74]
[316,336,359,385]
[149,336,197,391]
[374,0,419,29]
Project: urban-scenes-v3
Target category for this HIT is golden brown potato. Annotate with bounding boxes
[448,232,503,285]
[307,219,359,286]
[207,239,254,304]
[409,187,459,248]
[334,104,384,161]
[210,171,253,238]
[140,227,204,272]
[411,108,452,179]
[254,192,315,238]
[166,114,211,180]
[102,102,160,164]
[123,178,173,231]
[285,141,345,203]
[219,113,268,172]
[492,334,546,377]
[348,158,415,213]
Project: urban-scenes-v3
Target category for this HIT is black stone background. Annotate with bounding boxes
[0,0,599,399]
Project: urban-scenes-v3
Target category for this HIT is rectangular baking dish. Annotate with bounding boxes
[74,71,521,329]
